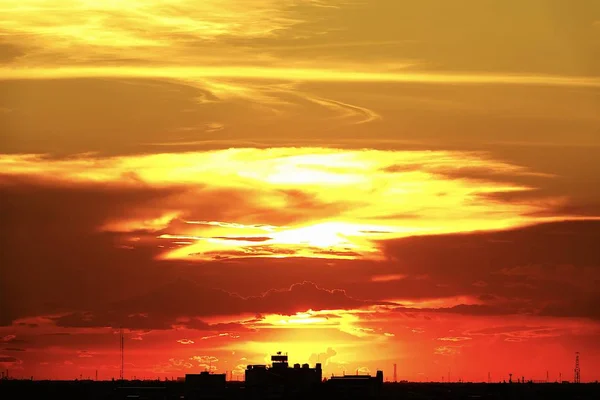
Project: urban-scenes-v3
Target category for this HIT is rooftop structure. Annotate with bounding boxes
[245,352,322,396]
[185,371,227,399]
[325,370,384,398]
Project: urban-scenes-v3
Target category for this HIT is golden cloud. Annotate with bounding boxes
[0,148,572,260]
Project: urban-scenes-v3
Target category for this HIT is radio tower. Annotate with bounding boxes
[574,352,580,383]
[393,363,397,383]
[119,328,125,381]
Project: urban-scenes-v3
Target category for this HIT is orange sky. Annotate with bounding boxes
[1,0,600,382]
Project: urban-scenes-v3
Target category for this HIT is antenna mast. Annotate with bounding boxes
[574,352,580,383]
[120,328,125,381]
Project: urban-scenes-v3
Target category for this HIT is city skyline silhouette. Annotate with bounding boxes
[1,0,600,394]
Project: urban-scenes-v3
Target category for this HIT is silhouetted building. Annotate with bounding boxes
[185,371,226,399]
[324,370,383,398]
[245,352,322,397]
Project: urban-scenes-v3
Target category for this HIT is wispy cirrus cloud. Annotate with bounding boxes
[0,0,316,65]
[437,336,472,342]
[3,66,600,89]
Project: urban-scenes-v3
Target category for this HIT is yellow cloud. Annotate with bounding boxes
[3,0,598,89]
[2,66,600,88]
[0,0,307,53]
[0,148,574,260]
[255,309,375,338]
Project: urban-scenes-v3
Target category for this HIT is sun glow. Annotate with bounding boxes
[0,148,569,261]
[250,309,377,338]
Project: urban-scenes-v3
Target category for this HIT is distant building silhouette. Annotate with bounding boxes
[245,352,322,397]
[185,371,227,399]
[324,370,384,398]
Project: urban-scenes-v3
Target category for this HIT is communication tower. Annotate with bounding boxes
[574,352,580,383]
[120,328,125,380]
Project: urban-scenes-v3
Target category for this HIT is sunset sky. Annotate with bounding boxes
[1,0,600,382]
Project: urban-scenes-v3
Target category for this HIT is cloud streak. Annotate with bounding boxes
[2,66,599,88]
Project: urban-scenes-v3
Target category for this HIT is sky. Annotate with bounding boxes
[1,0,599,382]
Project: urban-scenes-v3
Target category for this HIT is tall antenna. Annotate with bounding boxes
[393,363,397,383]
[574,352,580,383]
[120,328,125,381]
